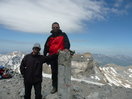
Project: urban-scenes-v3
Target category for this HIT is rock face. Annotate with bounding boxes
[71,53,132,88]
[71,52,95,78]
[0,74,24,99]
[43,63,51,74]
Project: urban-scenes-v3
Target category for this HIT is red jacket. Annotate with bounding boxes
[44,30,70,56]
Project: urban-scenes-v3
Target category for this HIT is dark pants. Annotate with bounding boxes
[50,58,58,90]
[24,81,42,99]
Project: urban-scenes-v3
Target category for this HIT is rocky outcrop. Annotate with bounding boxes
[43,63,51,74]
[71,52,95,78]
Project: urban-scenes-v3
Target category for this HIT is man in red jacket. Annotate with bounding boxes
[44,22,70,94]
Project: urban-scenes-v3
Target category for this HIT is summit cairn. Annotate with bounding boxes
[58,50,73,99]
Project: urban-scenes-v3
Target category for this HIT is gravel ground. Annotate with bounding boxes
[0,74,132,99]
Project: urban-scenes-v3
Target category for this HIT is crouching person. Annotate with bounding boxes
[20,43,53,99]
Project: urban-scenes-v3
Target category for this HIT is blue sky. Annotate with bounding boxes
[0,0,132,56]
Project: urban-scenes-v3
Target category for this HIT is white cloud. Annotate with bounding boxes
[0,0,107,33]
[114,0,123,8]
[111,0,131,15]
[0,0,130,34]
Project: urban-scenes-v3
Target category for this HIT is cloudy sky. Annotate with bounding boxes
[0,0,132,56]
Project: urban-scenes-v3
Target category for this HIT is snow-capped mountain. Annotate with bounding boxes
[71,53,132,88]
[0,51,24,73]
[97,64,132,88]
[1,51,132,89]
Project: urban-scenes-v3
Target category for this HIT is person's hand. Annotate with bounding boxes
[63,49,69,52]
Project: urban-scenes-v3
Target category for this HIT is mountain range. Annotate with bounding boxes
[93,54,132,66]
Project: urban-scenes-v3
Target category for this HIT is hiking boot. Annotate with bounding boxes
[50,88,57,94]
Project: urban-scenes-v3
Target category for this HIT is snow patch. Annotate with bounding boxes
[42,73,104,86]
[128,68,132,72]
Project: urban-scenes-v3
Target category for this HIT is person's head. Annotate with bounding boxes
[52,22,60,33]
[32,43,41,55]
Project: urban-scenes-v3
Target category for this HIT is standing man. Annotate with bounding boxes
[43,22,70,94]
[20,43,46,99]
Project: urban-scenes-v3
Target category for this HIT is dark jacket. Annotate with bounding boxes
[20,53,47,83]
[44,30,70,56]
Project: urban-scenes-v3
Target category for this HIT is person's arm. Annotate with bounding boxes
[63,33,70,49]
[43,36,50,56]
[20,55,27,77]
[42,54,58,63]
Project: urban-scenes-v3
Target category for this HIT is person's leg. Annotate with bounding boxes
[24,82,32,99]
[34,82,42,99]
[50,59,58,93]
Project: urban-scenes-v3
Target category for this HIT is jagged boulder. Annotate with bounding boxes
[43,63,51,74]
[71,52,95,78]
